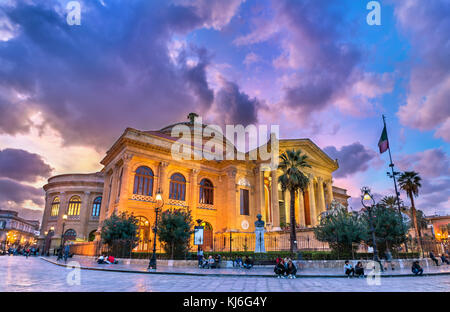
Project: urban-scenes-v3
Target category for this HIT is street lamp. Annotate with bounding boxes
[361,187,384,272]
[148,188,164,271]
[58,214,68,259]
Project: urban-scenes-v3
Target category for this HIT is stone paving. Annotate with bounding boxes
[1,256,449,292]
[42,255,450,277]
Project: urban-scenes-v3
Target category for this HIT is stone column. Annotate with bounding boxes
[226,168,237,230]
[307,175,317,226]
[326,180,334,208]
[189,169,199,215]
[298,191,305,227]
[285,190,291,224]
[317,177,326,215]
[270,170,280,230]
[80,191,91,239]
[118,153,133,205]
[253,166,263,216]
[40,193,52,235]
[158,161,169,200]
[55,192,68,248]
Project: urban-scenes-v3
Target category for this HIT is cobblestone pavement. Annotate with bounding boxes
[43,255,450,277]
[1,256,449,292]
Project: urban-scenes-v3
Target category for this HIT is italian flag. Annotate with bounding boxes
[378,125,389,154]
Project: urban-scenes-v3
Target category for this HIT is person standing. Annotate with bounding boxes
[429,251,439,266]
[385,249,394,270]
[197,247,204,268]
[63,244,70,263]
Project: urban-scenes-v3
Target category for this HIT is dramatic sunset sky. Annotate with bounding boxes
[0,0,449,221]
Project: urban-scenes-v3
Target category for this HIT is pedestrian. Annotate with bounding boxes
[197,247,203,268]
[411,261,423,276]
[355,261,365,277]
[384,249,394,270]
[63,244,70,263]
[429,251,439,266]
[344,260,355,278]
[274,258,286,278]
[286,260,297,278]
[440,254,449,265]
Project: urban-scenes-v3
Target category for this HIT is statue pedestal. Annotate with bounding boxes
[254,227,266,253]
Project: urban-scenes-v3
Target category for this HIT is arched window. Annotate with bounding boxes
[133,166,154,196]
[88,230,96,242]
[64,229,77,241]
[51,197,60,217]
[135,216,150,251]
[199,179,214,205]
[67,195,81,216]
[169,173,186,201]
[92,196,102,217]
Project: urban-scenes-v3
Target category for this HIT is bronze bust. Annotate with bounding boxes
[255,214,265,228]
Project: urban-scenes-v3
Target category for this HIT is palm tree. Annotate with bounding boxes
[278,149,311,252]
[380,195,397,209]
[398,171,423,254]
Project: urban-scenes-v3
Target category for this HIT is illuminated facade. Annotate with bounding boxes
[0,210,40,248]
[40,173,104,251]
[41,118,349,252]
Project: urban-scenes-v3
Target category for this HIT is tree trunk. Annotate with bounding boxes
[290,189,297,252]
[409,192,423,256]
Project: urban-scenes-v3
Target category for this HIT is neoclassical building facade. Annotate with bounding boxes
[40,173,103,251]
[40,118,347,252]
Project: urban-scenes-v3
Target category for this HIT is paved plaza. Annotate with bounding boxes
[1,256,449,292]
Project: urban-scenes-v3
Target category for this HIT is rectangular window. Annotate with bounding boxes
[240,189,249,215]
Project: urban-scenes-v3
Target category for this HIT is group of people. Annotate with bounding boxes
[429,251,449,266]
[200,255,222,269]
[197,248,225,269]
[56,244,72,263]
[274,257,297,278]
[343,260,365,278]
[97,255,118,264]
[4,246,39,257]
[233,256,253,269]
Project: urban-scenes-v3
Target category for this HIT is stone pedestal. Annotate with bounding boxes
[254,227,266,253]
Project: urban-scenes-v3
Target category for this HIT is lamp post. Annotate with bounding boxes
[361,187,383,272]
[148,189,164,271]
[42,231,48,257]
[58,214,67,259]
[49,226,54,256]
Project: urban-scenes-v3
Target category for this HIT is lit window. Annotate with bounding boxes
[51,197,60,217]
[67,195,81,216]
[169,173,186,201]
[133,166,154,196]
[240,189,249,215]
[199,179,214,205]
[92,196,102,217]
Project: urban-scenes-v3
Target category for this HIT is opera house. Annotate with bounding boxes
[40,116,349,252]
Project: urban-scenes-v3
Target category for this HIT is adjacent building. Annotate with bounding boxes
[0,210,40,249]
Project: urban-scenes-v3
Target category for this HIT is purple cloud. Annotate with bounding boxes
[324,142,377,178]
[0,178,44,207]
[213,77,262,125]
[0,148,52,182]
[0,0,243,149]
[394,0,450,142]
[396,148,450,179]
[234,0,393,121]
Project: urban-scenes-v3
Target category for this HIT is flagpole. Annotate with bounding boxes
[382,114,409,252]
